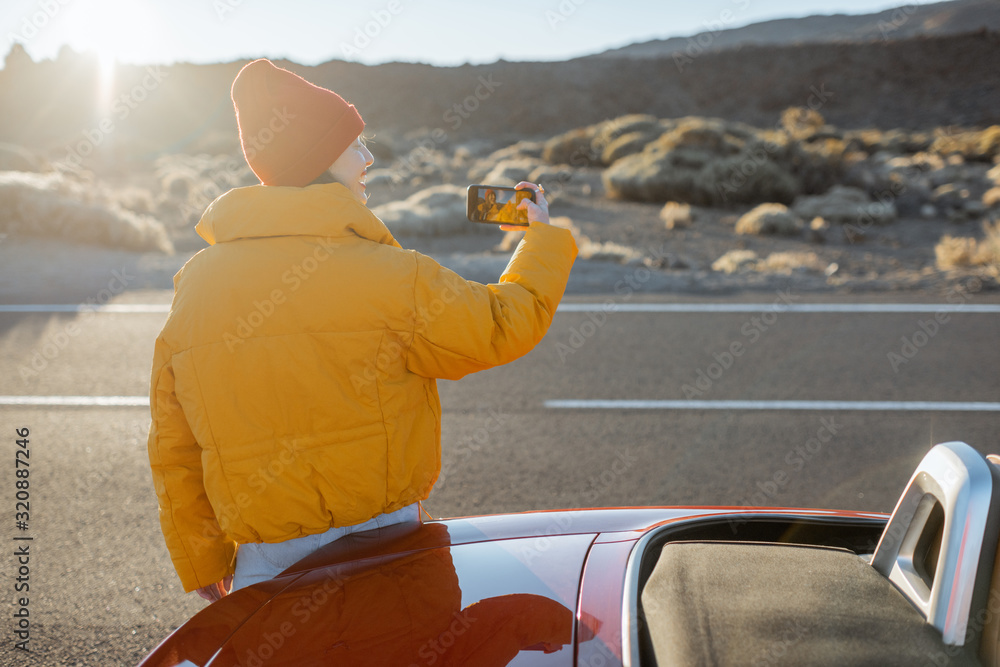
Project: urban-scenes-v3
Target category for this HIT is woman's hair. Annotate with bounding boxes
[307,133,371,187]
[308,170,338,186]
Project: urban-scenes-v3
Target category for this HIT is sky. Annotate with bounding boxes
[2,0,915,68]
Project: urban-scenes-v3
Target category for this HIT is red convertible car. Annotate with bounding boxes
[140,441,999,666]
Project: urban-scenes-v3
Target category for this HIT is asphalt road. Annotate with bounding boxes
[0,289,998,665]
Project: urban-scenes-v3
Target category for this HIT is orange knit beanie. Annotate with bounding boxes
[231,59,365,187]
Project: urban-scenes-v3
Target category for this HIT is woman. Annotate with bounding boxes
[147,59,577,601]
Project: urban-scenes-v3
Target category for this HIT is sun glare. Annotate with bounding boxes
[58,0,159,113]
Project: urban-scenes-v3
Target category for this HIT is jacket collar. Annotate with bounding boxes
[195,182,400,248]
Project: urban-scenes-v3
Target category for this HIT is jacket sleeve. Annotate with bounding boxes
[406,222,577,380]
[147,336,237,593]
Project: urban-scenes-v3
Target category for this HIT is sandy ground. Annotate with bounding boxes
[2,193,995,305]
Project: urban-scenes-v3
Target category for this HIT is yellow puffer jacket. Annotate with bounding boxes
[147,182,577,591]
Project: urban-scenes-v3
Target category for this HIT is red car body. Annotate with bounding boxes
[139,506,888,667]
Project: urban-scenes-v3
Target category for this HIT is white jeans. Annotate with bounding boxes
[232,503,420,591]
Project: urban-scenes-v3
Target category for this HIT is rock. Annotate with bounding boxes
[660,201,693,230]
[371,184,469,236]
[735,203,804,236]
[792,185,896,225]
[965,200,987,218]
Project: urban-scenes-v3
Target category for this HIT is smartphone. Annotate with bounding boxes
[467,185,535,225]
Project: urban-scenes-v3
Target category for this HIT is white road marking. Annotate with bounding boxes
[556,303,1000,314]
[0,396,149,406]
[2,303,999,314]
[545,400,1000,411]
[5,397,994,411]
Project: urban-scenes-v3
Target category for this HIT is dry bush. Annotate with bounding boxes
[930,126,1000,163]
[578,239,643,264]
[371,184,471,236]
[757,251,825,273]
[735,203,804,236]
[711,250,759,273]
[602,131,660,165]
[660,201,693,230]
[711,249,824,274]
[603,118,799,206]
[983,187,1000,209]
[935,221,1000,269]
[542,126,601,167]
[0,170,172,252]
[844,128,933,155]
[781,106,825,132]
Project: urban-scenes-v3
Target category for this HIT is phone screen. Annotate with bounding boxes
[467,185,533,225]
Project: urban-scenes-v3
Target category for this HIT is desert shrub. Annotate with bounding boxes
[660,201,693,229]
[844,128,933,155]
[735,203,804,236]
[711,249,824,274]
[780,107,825,137]
[782,137,849,195]
[603,118,799,206]
[371,185,470,236]
[757,251,825,273]
[935,220,1000,269]
[711,250,759,273]
[930,126,1000,162]
[578,239,643,264]
[602,131,660,165]
[983,187,1000,209]
[542,126,601,167]
[595,115,667,165]
[593,114,662,148]
[0,170,172,252]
